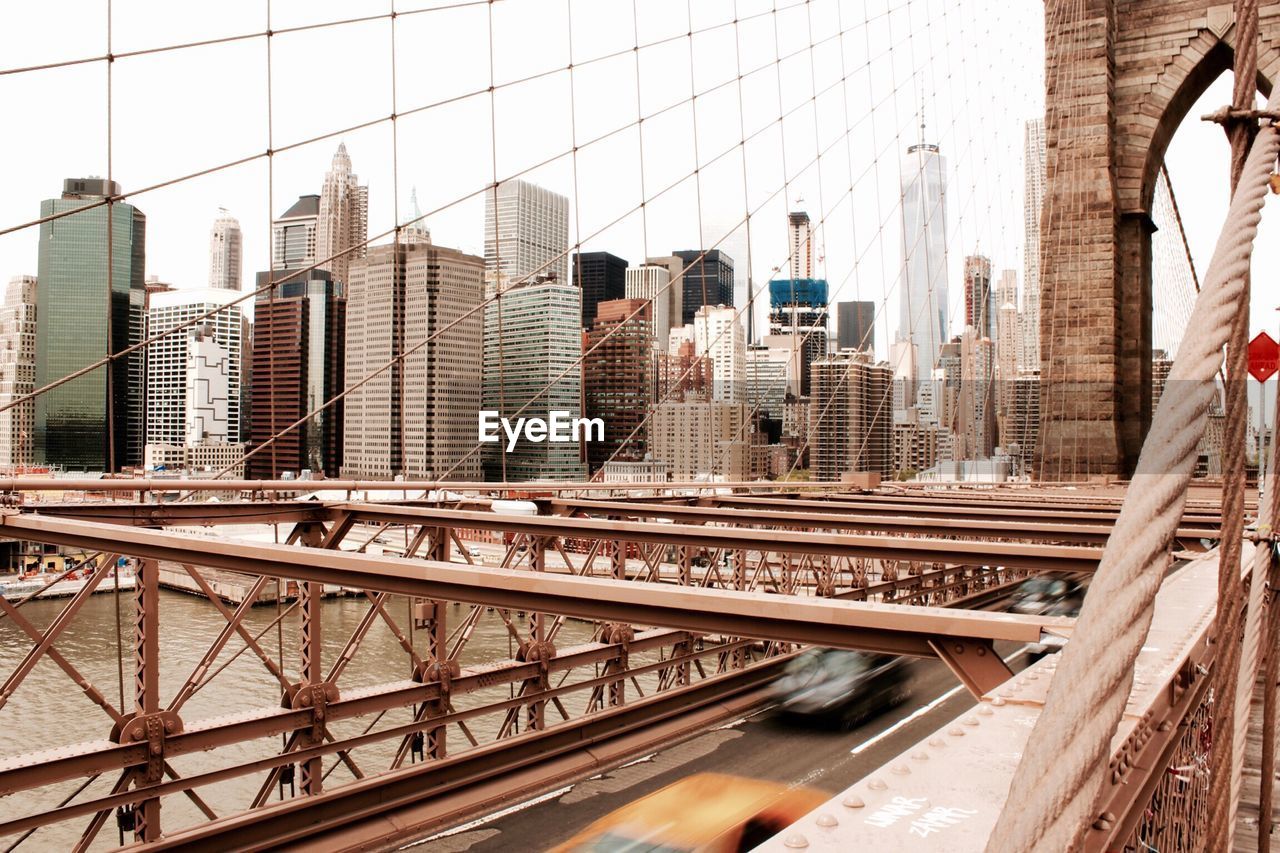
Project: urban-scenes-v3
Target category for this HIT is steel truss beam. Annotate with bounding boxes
[20,498,1215,551]
[327,503,1103,573]
[0,626,699,796]
[24,501,336,527]
[700,494,1224,526]
[5,658,788,852]
[547,498,1218,544]
[0,513,1072,653]
[0,505,1077,849]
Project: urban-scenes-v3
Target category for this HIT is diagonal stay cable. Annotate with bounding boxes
[986,83,1280,853]
[0,11,875,425]
[221,6,896,480]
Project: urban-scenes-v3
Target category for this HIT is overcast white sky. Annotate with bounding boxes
[0,0,1275,382]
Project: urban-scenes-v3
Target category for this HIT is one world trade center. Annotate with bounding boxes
[897,140,948,380]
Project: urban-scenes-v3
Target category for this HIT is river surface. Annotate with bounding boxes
[0,582,608,850]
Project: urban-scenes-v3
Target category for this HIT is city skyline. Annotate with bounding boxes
[0,7,1272,851]
[0,1,1055,366]
[0,3,1268,482]
[1,146,1218,480]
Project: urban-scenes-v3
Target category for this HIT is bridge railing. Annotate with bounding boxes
[0,498,1080,850]
[756,546,1247,851]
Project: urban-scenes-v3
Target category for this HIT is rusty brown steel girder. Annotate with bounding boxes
[1088,641,1216,852]
[548,498,1219,544]
[0,501,1061,848]
[14,660,790,853]
[327,503,1103,572]
[843,565,1028,606]
[0,506,1046,851]
[24,501,337,527]
[0,513,1070,652]
[701,494,1224,526]
[75,576,1047,853]
[18,497,1217,548]
[0,626,702,798]
[0,477,845,494]
[0,477,1229,511]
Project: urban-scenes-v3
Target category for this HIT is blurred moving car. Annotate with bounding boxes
[770,649,911,729]
[1009,574,1087,659]
[1009,574,1085,616]
[552,773,827,853]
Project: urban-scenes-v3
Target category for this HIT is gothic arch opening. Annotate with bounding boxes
[1038,1,1280,480]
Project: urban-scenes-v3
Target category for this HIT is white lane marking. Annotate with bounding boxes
[794,766,828,787]
[408,648,1036,844]
[715,701,777,730]
[850,685,966,755]
[619,753,656,768]
[849,646,1030,756]
[403,785,574,848]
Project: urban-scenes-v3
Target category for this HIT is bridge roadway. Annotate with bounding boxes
[404,645,1032,851]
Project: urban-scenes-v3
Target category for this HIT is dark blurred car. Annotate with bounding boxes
[771,649,911,729]
[1009,575,1086,659]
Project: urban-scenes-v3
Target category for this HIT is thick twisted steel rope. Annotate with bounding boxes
[984,89,1280,853]
[1257,371,1280,852]
[1234,477,1276,841]
[1208,2,1259,846]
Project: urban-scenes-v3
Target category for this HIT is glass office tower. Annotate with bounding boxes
[35,178,146,471]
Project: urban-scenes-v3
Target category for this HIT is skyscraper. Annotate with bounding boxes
[768,278,829,396]
[810,351,893,481]
[657,333,712,404]
[645,252,686,333]
[788,211,813,280]
[1023,118,1046,372]
[249,269,345,478]
[997,298,1020,384]
[693,304,746,404]
[482,277,586,481]
[573,251,628,327]
[272,195,320,269]
[145,287,246,447]
[837,301,876,352]
[1002,372,1040,478]
[144,325,248,476]
[315,142,369,285]
[342,241,485,479]
[0,276,37,469]
[951,329,996,460]
[484,179,570,285]
[995,271,1019,388]
[649,399,749,481]
[34,178,146,471]
[673,250,734,325]
[183,328,233,445]
[583,298,652,469]
[1152,349,1174,411]
[996,269,1018,313]
[208,209,243,291]
[898,141,948,379]
[626,262,681,350]
[963,254,993,340]
[746,343,795,420]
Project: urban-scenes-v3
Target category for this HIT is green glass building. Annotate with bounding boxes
[34,178,146,471]
[482,277,587,482]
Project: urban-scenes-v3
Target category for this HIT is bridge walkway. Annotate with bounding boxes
[1236,671,1279,851]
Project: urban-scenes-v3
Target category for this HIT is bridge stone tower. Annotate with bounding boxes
[1037,1,1280,479]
